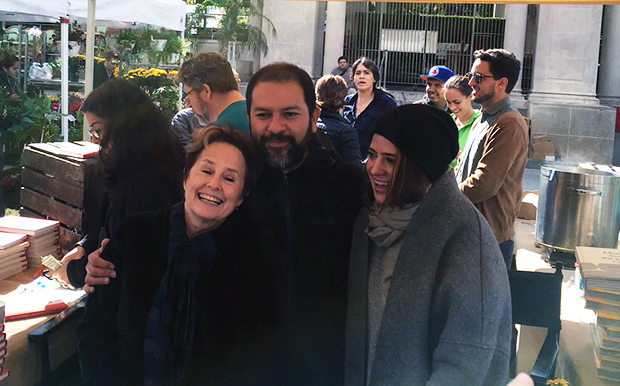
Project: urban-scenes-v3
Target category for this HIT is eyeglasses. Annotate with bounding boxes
[182,88,197,101]
[466,72,495,84]
[89,128,103,139]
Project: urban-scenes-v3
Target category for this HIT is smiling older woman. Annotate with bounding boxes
[76,126,265,386]
[345,104,511,386]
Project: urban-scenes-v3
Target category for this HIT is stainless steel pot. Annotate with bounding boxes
[536,165,620,251]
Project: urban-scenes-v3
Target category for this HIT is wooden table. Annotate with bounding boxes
[1,269,85,386]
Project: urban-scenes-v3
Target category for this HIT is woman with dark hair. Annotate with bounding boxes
[444,75,480,168]
[315,74,362,164]
[342,57,396,159]
[53,79,185,288]
[345,104,511,386]
[0,52,20,101]
[77,126,266,385]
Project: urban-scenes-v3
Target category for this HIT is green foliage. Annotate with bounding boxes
[186,0,276,58]
[114,27,184,65]
[0,92,63,152]
[68,20,85,42]
[152,86,180,122]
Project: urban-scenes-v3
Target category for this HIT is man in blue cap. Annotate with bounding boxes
[413,65,454,112]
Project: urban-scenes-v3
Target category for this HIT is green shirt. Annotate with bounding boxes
[450,109,481,168]
[214,100,249,133]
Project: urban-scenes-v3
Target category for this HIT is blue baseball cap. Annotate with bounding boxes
[420,65,454,83]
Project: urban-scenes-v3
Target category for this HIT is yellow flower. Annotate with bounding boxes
[546,379,568,386]
[47,96,59,102]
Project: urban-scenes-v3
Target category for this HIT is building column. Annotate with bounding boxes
[322,1,347,75]
[528,5,602,105]
[528,5,616,164]
[598,5,620,106]
[261,1,320,76]
[503,4,528,108]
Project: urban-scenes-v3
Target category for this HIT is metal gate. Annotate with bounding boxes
[343,3,506,88]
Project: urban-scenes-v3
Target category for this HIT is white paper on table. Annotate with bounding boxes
[0,277,86,315]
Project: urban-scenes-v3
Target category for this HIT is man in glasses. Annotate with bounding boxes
[175,52,249,133]
[413,65,454,112]
[455,48,528,269]
[93,50,119,89]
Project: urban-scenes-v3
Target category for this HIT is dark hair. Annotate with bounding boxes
[246,62,316,116]
[185,126,262,197]
[82,79,184,204]
[176,52,238,93]
[0,52,18,70]
[338,56,347,62]
[444,75,472,97]
[364,152,431,208]
[351,57,380,86]
[104,50,118,61]
[473,48,521,93]
[316,75,347,112]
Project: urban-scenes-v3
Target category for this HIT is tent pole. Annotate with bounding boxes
[61,17,69,142]
[83,0,96,141]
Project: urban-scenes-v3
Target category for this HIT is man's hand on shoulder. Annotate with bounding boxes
[83,238,116,293]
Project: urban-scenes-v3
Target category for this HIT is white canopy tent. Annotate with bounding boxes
[0,0,186,140]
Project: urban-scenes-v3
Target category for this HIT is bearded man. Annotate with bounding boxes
[236,62,366,385]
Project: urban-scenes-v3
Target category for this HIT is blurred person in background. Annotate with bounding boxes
[444,75,480,168]
[343,57,396,159]
[316,74,362,164]
[93,50,119,89]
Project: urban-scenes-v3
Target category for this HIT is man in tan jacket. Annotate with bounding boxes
[455,48,528,269]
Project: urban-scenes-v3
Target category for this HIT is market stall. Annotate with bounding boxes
[0,0,186,140]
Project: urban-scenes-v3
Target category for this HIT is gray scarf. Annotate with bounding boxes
[366,203,418,248]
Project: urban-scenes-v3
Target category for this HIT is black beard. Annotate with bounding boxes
[472,89,494,105]
[258,123,313,171]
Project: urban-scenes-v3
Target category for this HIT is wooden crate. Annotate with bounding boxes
[20,143,104,253]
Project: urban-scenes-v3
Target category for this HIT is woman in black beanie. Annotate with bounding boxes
[345,104,512,386]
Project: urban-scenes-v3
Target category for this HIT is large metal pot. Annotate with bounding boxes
[536,165,620,251]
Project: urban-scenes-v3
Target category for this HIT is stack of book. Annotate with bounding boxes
[0,323,7,383]
[0,217,61,268]
[0,233,29,281]
[577,246,620,381]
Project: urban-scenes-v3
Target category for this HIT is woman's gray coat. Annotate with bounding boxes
[345,171,512,386]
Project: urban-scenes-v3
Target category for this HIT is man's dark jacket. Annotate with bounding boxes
[233,136,366,385]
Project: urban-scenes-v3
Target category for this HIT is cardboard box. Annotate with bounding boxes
[532,135,550,144]
[518,190,539,220]
[531,141,555,155]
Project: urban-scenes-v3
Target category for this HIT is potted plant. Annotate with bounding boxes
[67,20,85,56]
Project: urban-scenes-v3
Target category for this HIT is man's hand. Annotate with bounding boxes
[83,239,116,293]
[50,246,85,286]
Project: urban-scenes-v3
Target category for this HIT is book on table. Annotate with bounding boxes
[591,323,620,381]
[0,216,59,238]
[576,246,620,292]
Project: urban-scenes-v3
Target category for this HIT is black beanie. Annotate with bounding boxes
[372,104,459,182]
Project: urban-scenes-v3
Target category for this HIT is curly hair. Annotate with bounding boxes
[315,75,347,112]
[82,79,184,205]
[176,52,238,93]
